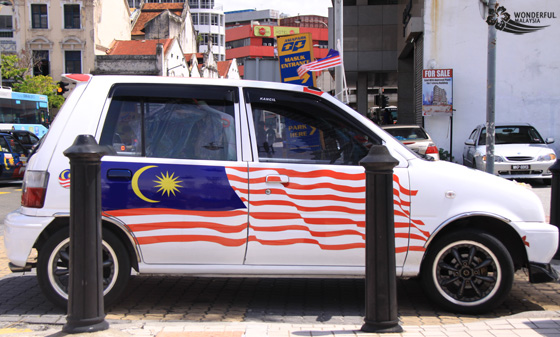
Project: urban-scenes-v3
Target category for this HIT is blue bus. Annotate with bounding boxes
[0,88,50,138]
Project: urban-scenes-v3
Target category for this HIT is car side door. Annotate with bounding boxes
[242,87,412,268]
[98,83,249,265]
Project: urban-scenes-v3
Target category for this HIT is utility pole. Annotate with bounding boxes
[334,0,343,102]
[485,0,497,174]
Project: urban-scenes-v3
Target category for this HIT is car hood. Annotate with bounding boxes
[477,143,555,157]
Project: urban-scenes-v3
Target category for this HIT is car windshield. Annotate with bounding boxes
[478,126,545,145]
[385,127,429,141]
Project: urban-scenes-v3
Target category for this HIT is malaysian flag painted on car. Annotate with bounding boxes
[297,49,342,77]
[102,163,249,248]
[102,163,428,255]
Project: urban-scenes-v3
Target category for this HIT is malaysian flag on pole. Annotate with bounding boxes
[297,49,342,78]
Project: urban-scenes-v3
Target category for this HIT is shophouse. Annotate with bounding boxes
[6,0,131,82]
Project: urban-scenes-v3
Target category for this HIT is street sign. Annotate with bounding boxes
[277,33,315,87]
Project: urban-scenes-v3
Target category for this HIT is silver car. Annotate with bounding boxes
[382,125,440,160]
[463,123,556,181]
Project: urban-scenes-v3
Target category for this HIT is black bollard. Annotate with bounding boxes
[62,135,109,334]
[550,159,560,259]
[359,145,402,333]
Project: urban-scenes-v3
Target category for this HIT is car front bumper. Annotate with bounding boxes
[528,262,558,283]
[478,160,554,179]
[514,221,559,264]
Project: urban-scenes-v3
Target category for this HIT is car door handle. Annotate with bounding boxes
[266,175,289,183]
[107,169,132,181]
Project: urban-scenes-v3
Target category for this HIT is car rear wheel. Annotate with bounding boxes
[421,230,514,314]
[36,228,130,309]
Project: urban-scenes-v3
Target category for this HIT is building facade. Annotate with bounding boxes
[225,9,281,28]
[225,21,329,67]
[338,0,399,115]
[9,0,131,82]
[188,0,225,61]
[130,2,197,55]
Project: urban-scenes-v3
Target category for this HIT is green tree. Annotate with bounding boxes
[1,54,28,83]
[13,75,65,109]
[1,53,64,109]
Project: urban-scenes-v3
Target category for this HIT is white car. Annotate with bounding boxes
[4,75,558,314]
[382,125,440,160]
[463,123,556,182]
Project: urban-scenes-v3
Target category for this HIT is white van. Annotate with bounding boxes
[4,75,558,314]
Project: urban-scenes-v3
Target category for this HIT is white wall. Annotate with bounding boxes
[423,0,560,163]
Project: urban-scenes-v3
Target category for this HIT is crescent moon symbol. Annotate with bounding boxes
[132,165,159,203]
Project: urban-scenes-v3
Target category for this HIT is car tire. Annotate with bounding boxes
[421,230,514,314]
[36,228,131,309]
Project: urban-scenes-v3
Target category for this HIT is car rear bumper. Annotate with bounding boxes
[4,209,53,267]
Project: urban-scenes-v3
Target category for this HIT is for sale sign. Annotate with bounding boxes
[422,69,453,116]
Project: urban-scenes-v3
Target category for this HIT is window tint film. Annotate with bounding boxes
[100,84,237,161]
[246,88,378,165]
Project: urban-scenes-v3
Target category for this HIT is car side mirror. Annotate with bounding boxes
[546,137,555,144]
[464,139,475,146]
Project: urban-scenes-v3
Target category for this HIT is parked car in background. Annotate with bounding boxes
[463,123,556,182]
[0,132,28,180]
[382,125,440,160]
[4,75,558,315]
[0,130,41,152]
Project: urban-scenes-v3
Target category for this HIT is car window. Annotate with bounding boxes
[245,88,378,165]
[479,126,545,145]
[15,132,37,145]
[0,136,9,153]
[468,129,477,141]
[100,84,237,161]
[4,135,26,155]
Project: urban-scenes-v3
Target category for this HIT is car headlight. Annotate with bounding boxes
[482,155,504,162]
[537,153,557,161]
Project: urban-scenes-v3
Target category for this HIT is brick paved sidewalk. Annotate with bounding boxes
[2,313,560,336]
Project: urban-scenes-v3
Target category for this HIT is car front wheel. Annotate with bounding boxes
[36,228,130,309]
[421,230,514,314]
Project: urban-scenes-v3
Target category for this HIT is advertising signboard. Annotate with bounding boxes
[277,33,315,86]
[422,69,453,116]
[253,26,300,37]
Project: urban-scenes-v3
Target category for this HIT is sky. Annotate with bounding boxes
[221,0,332,18]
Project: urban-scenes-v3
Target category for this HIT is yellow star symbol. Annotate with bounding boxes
[154,171,183,197]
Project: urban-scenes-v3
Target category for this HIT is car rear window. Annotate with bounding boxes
[100,84,238,161]
[385,127,429,141]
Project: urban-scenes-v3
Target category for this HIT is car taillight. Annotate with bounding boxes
[426,143,439,154]
[21,171,49,208]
